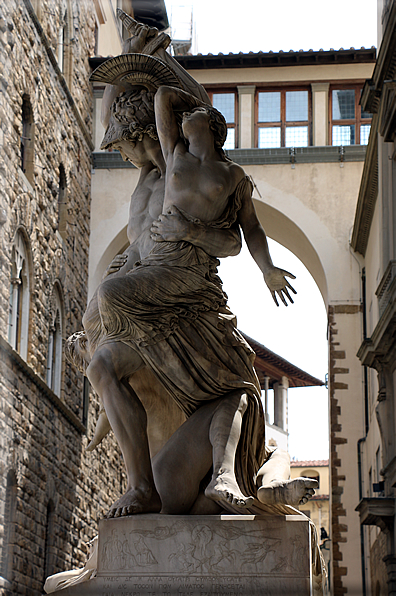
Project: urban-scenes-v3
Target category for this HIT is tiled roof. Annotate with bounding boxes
[89,47,376,73]
[290,459,329,467]
[243,333,324,389]
[174,47,376,70]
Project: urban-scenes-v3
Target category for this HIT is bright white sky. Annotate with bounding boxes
[164,0,378,460]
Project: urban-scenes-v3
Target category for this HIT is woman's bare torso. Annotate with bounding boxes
[163,149,241,222]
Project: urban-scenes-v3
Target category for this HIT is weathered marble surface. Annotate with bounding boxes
[47,514,312,595]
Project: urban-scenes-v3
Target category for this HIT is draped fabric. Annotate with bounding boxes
[82,174,325,587]
[84,176,268,497]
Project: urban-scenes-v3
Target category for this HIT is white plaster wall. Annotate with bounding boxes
[192,63,373,87]
[89,167,140,299]
[95,0,123,57]
[244,161,364,306]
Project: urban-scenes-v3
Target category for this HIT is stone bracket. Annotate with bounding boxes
[356,497,395,531]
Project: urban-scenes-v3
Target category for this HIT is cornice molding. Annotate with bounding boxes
[361,1,396,113]
[351,113,379,256]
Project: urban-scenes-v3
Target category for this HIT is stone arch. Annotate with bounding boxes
[253,198,328,306]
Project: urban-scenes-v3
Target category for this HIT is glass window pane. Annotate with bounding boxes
[332,90,355,120]
[360,124,371,145]
[223,127,235,150]
[285,126,308,147]
[286,91,308,122]
[258,92,280,122]
[258,127,281,148]
[212,93,235,123]
[332,125,355,145]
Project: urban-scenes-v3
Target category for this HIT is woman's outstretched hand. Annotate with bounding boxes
[264,267,297,306]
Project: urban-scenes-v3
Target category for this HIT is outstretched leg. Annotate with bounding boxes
[256,449,317,506]
[204,391,254,508]
[86,343,161,518]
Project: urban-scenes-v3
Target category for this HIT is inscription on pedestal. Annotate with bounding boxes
[92,515,311,596]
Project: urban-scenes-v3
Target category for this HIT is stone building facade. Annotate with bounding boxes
[352,1,396,595]
[0,2,128,594]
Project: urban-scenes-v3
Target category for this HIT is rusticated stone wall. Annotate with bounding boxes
[0,2,126,594]
[328,304,364,595]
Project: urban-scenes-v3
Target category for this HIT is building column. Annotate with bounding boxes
[263,375,270,423]
[237,85,255,148]
[311,83,330,146]
[274,376,288,430]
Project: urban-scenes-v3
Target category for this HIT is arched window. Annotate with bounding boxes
[47,286,63,396]
[21,95,35,184]
[58,164,67,238]
[302,468,320,489]
[57,10,67,72]
[57,5,72,87]
[8,230,31,359]
[1,471,17,583]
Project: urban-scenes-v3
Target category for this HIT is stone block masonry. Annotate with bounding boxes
[0,2,127,594]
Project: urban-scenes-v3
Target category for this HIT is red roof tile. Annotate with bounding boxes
[290,459,329,467]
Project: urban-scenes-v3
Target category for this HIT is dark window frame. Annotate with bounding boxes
[255,86,312,148]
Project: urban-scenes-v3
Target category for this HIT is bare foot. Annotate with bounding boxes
[257,477,318,507]
[85,409,111,452]
[105,486,161,518]
[205,469,254,508]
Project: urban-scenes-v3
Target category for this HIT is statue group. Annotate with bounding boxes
[68,11,316,519]
[55,10,325,594]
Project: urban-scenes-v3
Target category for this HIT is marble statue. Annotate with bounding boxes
[52,12,329,595]
[66,12,318,521]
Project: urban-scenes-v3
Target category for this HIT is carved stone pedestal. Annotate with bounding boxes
[49,514,313,595]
